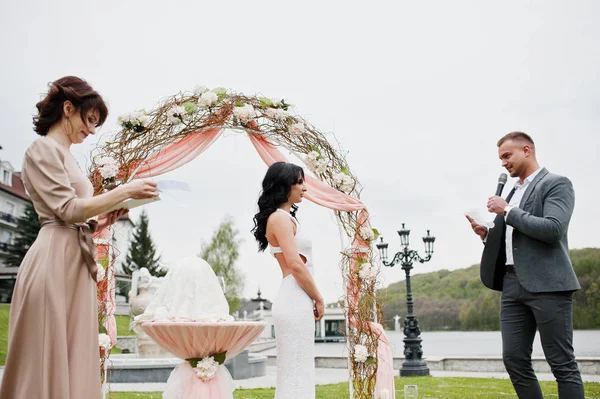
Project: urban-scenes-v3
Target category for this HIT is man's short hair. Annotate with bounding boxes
[497,131,535,150]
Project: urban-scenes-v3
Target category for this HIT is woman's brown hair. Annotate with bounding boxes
[33,76,108,136]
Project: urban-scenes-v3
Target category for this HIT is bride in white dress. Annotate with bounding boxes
[252,162,324,399]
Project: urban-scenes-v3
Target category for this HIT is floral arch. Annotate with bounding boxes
[90,86,394,398]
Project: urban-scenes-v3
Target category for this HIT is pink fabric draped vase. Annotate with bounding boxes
[141,322,266,399]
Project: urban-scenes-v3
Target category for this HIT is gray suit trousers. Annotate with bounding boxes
[501,274,584,399]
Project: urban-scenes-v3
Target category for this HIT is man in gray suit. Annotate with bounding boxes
[466,132,584,399]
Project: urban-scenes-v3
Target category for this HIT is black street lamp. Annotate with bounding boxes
[376,223,436,377]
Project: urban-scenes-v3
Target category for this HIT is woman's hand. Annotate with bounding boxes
[123,179,158,200]
[97,208,129,230]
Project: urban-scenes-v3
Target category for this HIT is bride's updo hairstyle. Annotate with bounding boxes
[252,162,304,252]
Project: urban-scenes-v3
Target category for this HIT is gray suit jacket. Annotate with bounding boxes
[480,168,581,293]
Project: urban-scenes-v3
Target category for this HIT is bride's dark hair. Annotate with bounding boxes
[252,162,305,252]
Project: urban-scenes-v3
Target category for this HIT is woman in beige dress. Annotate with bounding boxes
[0,76,158,399]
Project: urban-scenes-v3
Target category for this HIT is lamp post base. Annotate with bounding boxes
[400,335,430,377]
[400,361,430,377]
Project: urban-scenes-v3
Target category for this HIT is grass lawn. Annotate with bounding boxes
[0,304,9,366]
[115,313,136,336]
[106,377,600,399]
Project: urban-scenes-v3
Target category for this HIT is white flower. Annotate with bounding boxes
[333,172,354,193]
[166,105,187,124]
[197,91,219,109]
[265,107,289,121]
[306,151,320,163]
[314,158,328,174]
[96,264,106,281]
[341,176,354,192]
[333,172,345,185]
[193,85,209,95]
[276,109,289,121]
[354,344,369,363]
[233,104,257,124]
[117,111,150,130]
[359,226,375,242]
[97,156,119,180]
[305,151,328,175]
[359,263,377,281]
[98,333,112,350]
[289,122,305,136]
[193,356,220,381]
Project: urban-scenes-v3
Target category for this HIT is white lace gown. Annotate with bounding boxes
[270,209,316,399]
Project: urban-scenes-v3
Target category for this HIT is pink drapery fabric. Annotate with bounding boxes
[246,130,395,398]
[141,322,267,360]
[133,127,225,178]
[141,322,266,399]
[246,132,365,212]
[164,363,234,399]
[370,322,396,399]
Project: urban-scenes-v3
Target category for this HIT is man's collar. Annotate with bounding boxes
[516,167,543,187]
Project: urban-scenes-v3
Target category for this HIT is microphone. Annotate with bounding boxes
[495,173,508,196]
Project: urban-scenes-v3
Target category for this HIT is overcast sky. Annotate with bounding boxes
[1,0,598,305]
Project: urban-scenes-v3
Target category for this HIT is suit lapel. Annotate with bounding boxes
[519,168,548,208]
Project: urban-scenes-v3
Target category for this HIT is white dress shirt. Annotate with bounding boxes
[504,167,543,265]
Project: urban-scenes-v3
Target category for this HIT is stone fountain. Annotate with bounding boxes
[129,268,170,357]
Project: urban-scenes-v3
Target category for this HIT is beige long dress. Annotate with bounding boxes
[0,137,101,399]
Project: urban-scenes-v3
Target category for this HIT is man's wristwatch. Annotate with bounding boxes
[504,205,514,216]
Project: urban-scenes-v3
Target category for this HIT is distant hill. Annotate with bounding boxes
[378,248,600,331]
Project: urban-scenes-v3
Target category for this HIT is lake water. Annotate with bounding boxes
[260,330,600,358]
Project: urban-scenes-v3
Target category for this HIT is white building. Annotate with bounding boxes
[316,303,346,341]
[235,288,346,342]
[0,160,31,301]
